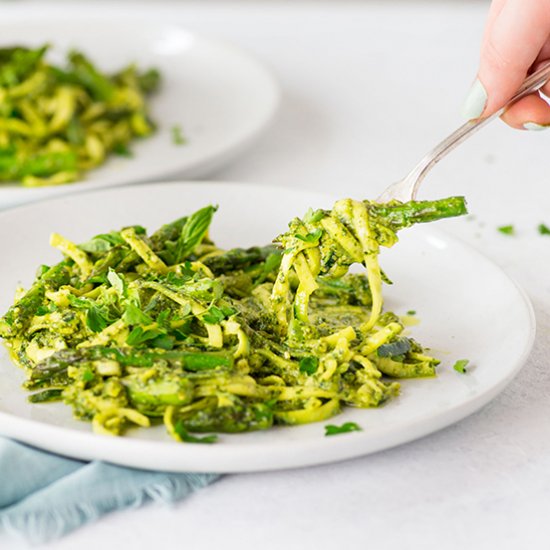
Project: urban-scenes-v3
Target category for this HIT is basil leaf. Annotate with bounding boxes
[295,228,323,243]
[86,306,109,333]
[126,326,164,346]
[122,303,153,326]
[174,205,217,263]
[78,231,125,253]
[202,305,235,325]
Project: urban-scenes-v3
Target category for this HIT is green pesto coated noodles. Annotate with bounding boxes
[0,45,160,186]
[0,197,467,442]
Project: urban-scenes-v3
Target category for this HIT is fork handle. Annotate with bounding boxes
[404,62,550,200]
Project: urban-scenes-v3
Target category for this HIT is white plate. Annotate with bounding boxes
[0,183,535,472]
[0,19,279,210]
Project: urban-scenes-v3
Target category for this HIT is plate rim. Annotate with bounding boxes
[0,181,536,472]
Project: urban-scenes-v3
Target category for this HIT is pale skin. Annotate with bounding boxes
[475,0,550,128]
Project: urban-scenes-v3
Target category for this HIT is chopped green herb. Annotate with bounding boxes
[36,304,57,316]
[325,422,362,436]
[171,125,186,145]
[123,302,153,326]
[498,225,515,235]
[156,309,171,327]
[406,310,416,316]
[220,305,237,317]
[126,326,164,346]
[303,208,325,224]
[453,359,469,374]
[113,143,133,157]
[202,305,236,325]
[299,356,319,375]
[295,229,323,243]
[202,306,226,325]
[82,369,95,383]
[538,223,550,236]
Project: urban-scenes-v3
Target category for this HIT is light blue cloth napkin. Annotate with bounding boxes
[0,438,219,544]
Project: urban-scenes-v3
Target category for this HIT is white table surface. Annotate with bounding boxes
[3,1,550,548]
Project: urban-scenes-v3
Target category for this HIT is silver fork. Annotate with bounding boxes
[377,63,550,203]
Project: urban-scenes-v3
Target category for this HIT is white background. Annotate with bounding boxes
[3,1,550,548]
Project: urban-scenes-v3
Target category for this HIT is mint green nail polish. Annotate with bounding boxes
[461,79,488,120]
[523,122,549,131]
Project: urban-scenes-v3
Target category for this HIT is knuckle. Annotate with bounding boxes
[484,41,507,70]
[484,38,522,73]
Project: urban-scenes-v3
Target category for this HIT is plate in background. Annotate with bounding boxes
[0,182,535,472]
[0,19,279,209]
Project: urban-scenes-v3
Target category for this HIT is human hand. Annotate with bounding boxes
[462,0,550,130]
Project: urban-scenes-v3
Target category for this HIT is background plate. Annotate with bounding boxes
[0,19,279,209]
[0,183,535,472]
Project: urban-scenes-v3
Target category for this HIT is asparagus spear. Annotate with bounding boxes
[202,245,280,275]
[0,261,71,337]
[28,388,64,403]
[30,346,234,381]
[368,196,467,230]
[179,398,273,433]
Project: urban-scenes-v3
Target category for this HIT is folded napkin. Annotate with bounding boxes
[0,438,219,544]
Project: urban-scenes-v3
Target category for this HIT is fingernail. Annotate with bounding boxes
[461,78,488,120]
[523,122,550,131]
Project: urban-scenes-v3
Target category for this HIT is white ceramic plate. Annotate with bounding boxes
[0,19,279,210]
[0,183,535,472]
